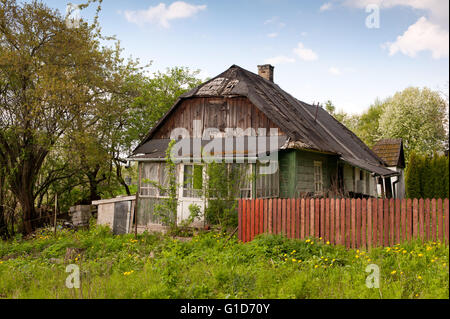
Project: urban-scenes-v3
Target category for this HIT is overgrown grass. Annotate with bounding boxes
[0,225,448,299]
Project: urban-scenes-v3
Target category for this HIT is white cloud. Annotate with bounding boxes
[329,67,341,75]
[293,42,318,61]
[320,2,333,12]
[264,56,296,65]
[267,32,279,38]
[384,16,449,59]
[124,1,206,28]
[300,31,308,37]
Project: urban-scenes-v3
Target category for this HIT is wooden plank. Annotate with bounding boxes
[260,199,264,235]
[372,199,378,247]
[378,199,384,247]
[296,199,300,239]
[292,199,297,239]
[384,198,389,247]
[407,199,412,241]
[345,198,351,249]
[254,199,259,238]
[286,199,291,238]
[310,199,315,237]
[401,199,407,242]
[356,199,361,249]
[268,199,273,234]
[361,199,367,250]
[325,198,330,243]
[330,198,335,245]
[367,199,372,249]
[315,199,320,238]
[389,198,395,246]
[445,199,449,244]
[282,199,287,237]
[351,199,356,249]
[425,199,430,241]
[340,199,346,246]
[395,199,401,244]
[431,199,437,241]
[277,199,282,235]
[250,199,255,241]
[305,198,310,238]
[438,198,443,243]
[263,199,268,234]
[320,198,325,240]
[419,199,424,242]
[238,200,242,241]
[413,199,418,240]
[246,199,251,243]
[300,199,305,239]
[273,199,278,235]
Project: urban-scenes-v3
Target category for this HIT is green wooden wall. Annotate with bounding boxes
[279,150,339,198]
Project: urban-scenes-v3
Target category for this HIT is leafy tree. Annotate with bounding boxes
[405,151,422,198]
[0,0,135,233]
[125,67,202,152]
[378,87,448,160]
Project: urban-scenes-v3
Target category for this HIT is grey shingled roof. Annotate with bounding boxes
[133,65,396,177]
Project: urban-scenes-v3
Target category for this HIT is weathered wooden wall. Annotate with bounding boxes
[153,97,285,138]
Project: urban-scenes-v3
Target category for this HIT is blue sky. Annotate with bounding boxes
[42,0,449,114]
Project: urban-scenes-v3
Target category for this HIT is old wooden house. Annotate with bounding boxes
[129,65,398,232]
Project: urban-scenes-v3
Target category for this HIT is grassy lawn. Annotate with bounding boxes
[0,225,448,299]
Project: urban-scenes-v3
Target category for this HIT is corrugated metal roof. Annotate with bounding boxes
[372,138,405,168]
[132,65,396,176]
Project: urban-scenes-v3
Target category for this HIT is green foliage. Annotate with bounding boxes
[378,87,448,160]
[327,87,448,160]
[152,140,179,234]
[0,228,448,299]
[406,152,449,199]
[204,162,246,230]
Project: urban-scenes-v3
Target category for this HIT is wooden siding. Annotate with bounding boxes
[153,97,285,139]
[279,150,338,198]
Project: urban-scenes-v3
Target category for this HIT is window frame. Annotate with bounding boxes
[313,161,324,195]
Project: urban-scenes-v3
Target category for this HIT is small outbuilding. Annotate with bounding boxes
[92,196,135,235]
[372,138,406,198]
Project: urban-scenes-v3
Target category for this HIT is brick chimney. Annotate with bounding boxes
[258,64,274,82]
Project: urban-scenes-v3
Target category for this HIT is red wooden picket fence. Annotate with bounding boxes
[238,198,449,249]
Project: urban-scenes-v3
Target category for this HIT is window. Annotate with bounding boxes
[139,163,169,197]
[234,164,253,199]
[314,161,323,195]
[183,165,204,198]
[256,161,280,198]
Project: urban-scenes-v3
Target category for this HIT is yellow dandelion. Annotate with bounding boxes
[306,239,311,243]
[298,260,302,263]
[391,270,397,275]
[292,259,296,262]
[314,265,319,269]
[418,254,423,257]
[311,241,314,245]
[417,275,422,280]
[355,255,359,259]
[326,241,330,245]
